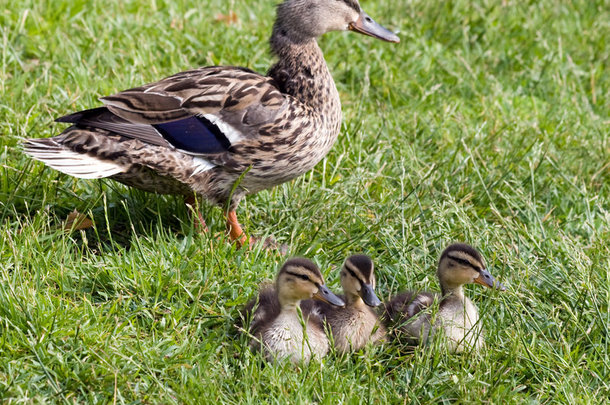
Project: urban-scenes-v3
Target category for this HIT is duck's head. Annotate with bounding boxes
[274,0,399,44]
[340,254,382,307]
[437,243,506,292]
[276,258,345,308]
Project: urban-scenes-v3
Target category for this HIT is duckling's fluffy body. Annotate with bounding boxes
[438,290,484,351]
[384,243,504,352]
[385,290,483,352]
[314,255,385,353]
[249,287,329,363]
[244,258,345,363]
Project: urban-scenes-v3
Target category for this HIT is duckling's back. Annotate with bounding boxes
[242,286,281,343]
[383,291,437,345]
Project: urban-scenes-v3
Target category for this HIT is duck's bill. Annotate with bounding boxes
[474,269,506,291]
[349,11,400,43]
[359,283,382,307]
[314,285,345,307]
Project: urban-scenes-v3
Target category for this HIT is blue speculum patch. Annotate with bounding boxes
[154,116,231,154]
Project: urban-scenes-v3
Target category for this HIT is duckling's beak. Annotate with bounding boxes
[314,285,345,307]
[349,11,400,43]
[359,283,382,307]
[474,269,506,291]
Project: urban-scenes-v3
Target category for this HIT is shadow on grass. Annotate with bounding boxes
[0,172,216,253]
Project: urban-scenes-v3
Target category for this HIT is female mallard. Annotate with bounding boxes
[383,243,505,352]
[24,0,398,246]
[310,254,386,353]
[243,258,345,364]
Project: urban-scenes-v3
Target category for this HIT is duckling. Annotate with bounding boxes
[384,243,505,352]
[23,0,399,246]
[311,255,386,353]
[244,258,345,363]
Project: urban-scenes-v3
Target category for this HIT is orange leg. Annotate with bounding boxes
[226,210,248,247]
[184,196,208,232]
[226,210,287,253]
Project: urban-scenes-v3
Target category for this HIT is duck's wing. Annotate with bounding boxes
[59,66,287,157]
[383,291,438,344]
[383,291,436,324]
[241,286,281,336]
[300,298,334,333]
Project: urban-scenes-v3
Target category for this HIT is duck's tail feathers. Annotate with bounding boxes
[23,138,126,179]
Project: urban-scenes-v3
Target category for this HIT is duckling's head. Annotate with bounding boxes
[273,0,399,44]
[276,258,345,309]
[340,254,382,307]
[437,243,506,293]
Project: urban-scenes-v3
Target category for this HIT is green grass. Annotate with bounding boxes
[1,0,609,402]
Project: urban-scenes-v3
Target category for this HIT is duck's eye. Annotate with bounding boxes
[345,266,359,280]
[285,270,312,282]
[449,256,479,271]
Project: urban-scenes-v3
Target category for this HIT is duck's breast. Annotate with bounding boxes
[438,297,483,352]
[262,311,328,363]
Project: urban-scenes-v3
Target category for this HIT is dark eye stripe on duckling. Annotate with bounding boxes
[281,258,323,281]
[344,265,363,285]
[284,270,320,286]
[447,255,483,272]
[345,255,373,280]
[344,261,374,286]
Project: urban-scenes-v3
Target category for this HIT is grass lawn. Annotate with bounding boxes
[1,0,609,402]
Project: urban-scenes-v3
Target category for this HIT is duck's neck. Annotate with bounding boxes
[345,293,366,308]
[268,32,341,116]
[280,301,299,312]
[440,283,465,300]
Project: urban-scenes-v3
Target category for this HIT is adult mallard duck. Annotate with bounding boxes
[23,0,399,246]
[243,258,345,364]
[383,243,505,352]
[309,254,386,353]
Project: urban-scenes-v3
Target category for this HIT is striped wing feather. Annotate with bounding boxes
[100,66,286,132]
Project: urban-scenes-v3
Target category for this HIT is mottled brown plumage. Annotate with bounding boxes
[23,0,398,245]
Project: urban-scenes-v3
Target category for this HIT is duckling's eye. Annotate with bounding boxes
[345,266,359,281]
[449,257,480,272]
[285,270,311,282]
